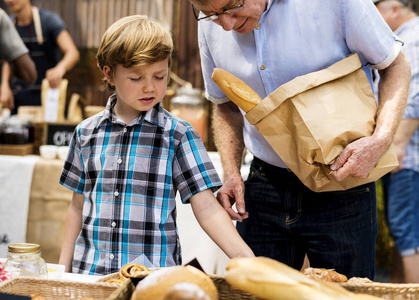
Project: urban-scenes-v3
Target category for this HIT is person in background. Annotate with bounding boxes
[190,0,411,279]
[373,0,419,283]
[0,0,79,115]
[58,15,254,275]
[0,7,36,85]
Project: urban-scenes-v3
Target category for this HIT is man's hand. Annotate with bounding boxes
[216,173,248,222]
[46,65,66,88]
[330,135,388,181]
[0,84,15,110]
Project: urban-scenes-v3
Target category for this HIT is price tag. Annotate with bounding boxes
[44,88,60,122]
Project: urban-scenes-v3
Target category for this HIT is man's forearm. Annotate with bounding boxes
[212,101,245,177]
[375,52,411,147]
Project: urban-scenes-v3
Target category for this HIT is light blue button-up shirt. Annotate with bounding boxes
[199,0,402,168]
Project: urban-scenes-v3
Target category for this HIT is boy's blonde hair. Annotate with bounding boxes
[96,15,173,91]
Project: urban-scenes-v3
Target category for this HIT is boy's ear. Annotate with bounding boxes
[103,65,114,86]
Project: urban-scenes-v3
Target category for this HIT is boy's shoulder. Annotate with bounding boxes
[76,109,106,132]
[161,108,196,134]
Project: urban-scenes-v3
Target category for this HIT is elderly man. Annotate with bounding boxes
[190,0,411,279]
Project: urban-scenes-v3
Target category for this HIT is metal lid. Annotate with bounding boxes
[8,243,41,254]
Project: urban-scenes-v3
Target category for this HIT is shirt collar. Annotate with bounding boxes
[96,94,166,129]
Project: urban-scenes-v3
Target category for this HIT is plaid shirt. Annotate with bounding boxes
[395,17,419,172]
[60,95,221,275]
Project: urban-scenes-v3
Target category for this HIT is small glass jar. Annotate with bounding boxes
[4,243,48,278]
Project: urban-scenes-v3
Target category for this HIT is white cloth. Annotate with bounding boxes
[0,155,40,257]
[176,151,251,275]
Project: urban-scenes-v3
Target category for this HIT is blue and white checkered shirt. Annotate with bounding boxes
[394,17,419,172]
[60,94,221,275]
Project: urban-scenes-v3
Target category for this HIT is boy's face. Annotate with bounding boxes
[104,59,169,116]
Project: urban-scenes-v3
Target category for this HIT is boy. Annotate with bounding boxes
[58,15,254,275]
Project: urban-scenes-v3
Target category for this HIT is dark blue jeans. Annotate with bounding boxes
[237,158,378,279]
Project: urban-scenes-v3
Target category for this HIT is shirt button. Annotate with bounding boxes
[123,127,127,133]
[111,221,116,227]
[114,191,119,196]
[255,24,261,30]
[117,158,122,164]
[110,254,115,259]
[260,64,266,70]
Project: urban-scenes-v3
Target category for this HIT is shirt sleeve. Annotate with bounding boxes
[59,126,86,194]
[343,0,402,69]
[173,125,222,203]
[41,9,67,42]
[0,9,28,62]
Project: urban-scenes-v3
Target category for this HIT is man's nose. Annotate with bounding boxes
[217,13,237,31]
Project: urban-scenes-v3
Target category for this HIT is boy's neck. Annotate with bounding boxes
[114,102,142,125]
[15,4,33,26]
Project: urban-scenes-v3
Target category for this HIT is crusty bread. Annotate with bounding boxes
[131,265,217,300]
[302,267,348,283]
[225,257,380,300]
[211,68,262,112]
[163,282,211,300]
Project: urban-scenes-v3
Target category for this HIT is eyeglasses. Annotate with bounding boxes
[192,0,245,21]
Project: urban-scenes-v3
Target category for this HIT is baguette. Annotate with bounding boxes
[225,257,380,300]
[211,68,262,112]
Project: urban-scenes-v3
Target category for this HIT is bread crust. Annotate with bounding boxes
[302,267,348,283]
[131,265,217,300]
[211,68,262,112]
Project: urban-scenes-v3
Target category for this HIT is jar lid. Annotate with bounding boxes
[8,243,41,254]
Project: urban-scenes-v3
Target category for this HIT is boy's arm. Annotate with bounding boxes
[189,189,254,259]
[59,191,84,272]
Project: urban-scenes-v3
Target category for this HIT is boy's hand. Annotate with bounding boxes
[217,173,248,222]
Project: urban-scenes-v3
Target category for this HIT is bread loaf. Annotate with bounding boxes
[131,265,217,300]
[211,68,262,112]
[225,257,380,300]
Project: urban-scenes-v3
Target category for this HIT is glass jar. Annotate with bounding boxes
[170,88,208,144]
[4,243,48,278]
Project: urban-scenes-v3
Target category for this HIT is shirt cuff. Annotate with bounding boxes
[367,38,404,70]
[205,90,230,104]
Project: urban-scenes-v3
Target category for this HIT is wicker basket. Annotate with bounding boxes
[341,282,419,299]
[0,277,126,299]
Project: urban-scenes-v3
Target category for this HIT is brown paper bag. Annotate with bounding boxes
[245,53,398,192]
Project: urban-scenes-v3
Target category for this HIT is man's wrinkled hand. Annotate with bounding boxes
[216,173,248,222]
[330,136,387,181]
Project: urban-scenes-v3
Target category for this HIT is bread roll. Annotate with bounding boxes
[302,267,348,283]
[211,68,262,112]
[119,263,149,281]
[131,265,218,300]
[225,257,374,300]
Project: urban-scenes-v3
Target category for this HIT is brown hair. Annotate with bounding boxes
[96,15,174,91]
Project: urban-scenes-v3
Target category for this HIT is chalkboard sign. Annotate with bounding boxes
[44,123,77,146]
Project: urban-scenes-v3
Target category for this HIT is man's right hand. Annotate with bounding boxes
[0,85,14,110]
[217,172,248,222]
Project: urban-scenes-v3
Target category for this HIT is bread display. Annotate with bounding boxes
[131,265,217,300]
[302,267,348,283]
[225,257,380,300]
[211,68,262,112]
